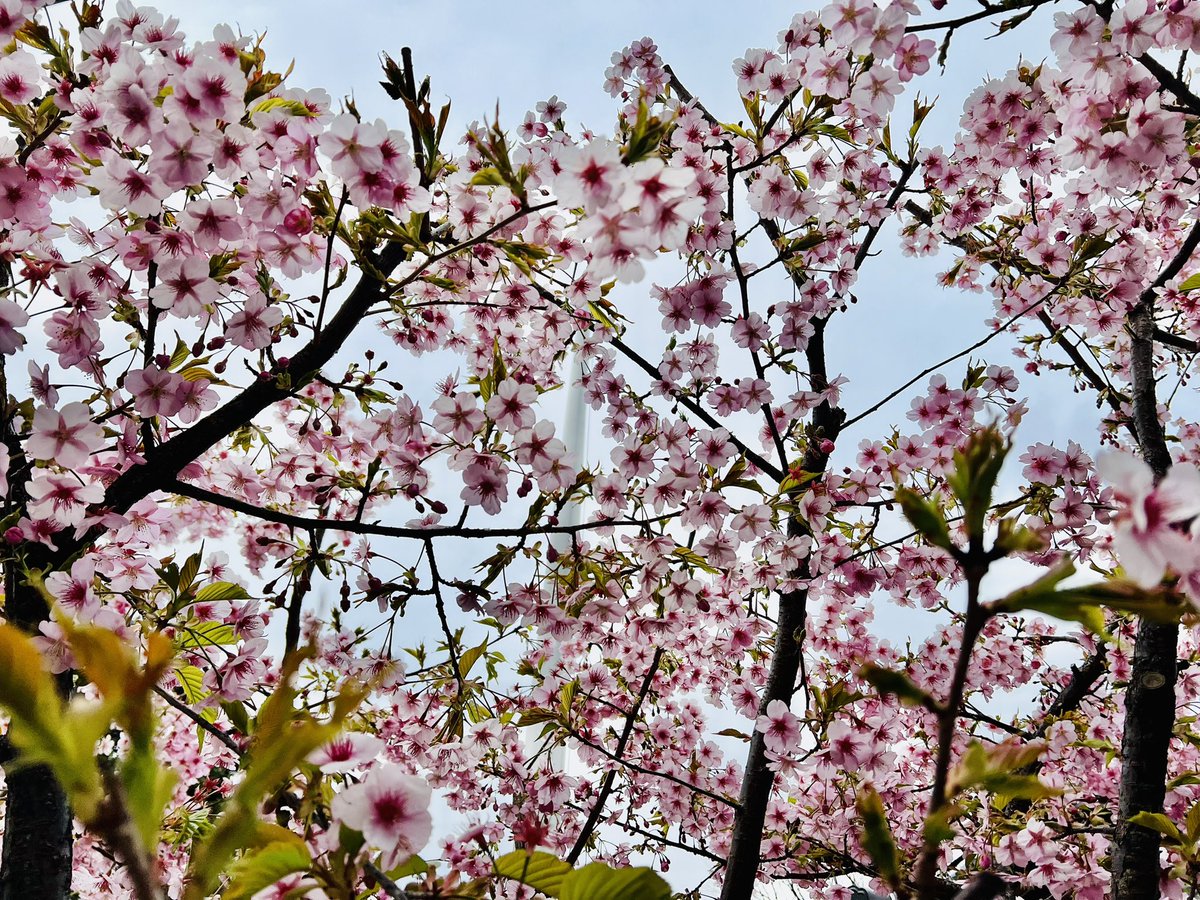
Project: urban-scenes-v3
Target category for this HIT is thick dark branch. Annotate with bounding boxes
[364,861,411,900]
[950,873,1008,900]
[915,561,989,895]
[1035,311,1136,441]
[1154,328,1199,353]
[719,574,808,900]
[905,0,1052,34]
[564,725,739,808]
[102,241,405,524]
[1006,646,1109,818]
[843,292,1050,429]
[1039,647,1108,726]
[524,275,785,481]
[425,539,464,701]
[605,334,784,481]
[1137,53,1200,117]
[96,201,552,542]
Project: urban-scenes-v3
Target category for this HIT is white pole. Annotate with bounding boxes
[551,352,589,550]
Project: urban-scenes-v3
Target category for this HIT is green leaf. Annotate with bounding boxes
[672,545,720,575]
[715,727,751,742]
[178,622,238,649]
[991,561,1186,638]
[516,708,558,727]
[990,560,1110,639]
[993,517,1045,555]
[223,842,312,900]
[389,855,431,879]
[176,665,207,706]
[946,427,1009,542]
[249,96,319,118]
[1129,812,1184,845]
[184,652,368,900]
[122,742,178,850]
[457,641,488,679]
[558,862,670,900]
[860,664,938,711]
[923,807,956,845]
[222,700,252,736]
[1052,580,1188,624]
[495,850,572,896]
[1186,803,1200,843]
[948,739,1060,804]
[855,786,902,887]
[178,552,202,594]
[0,623,104,817]
[894,486,954,552]
[194,582,252,605]
[1179,273,1200,293]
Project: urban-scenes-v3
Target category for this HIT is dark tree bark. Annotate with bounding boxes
[1,542,72,900]
[719,317,844,900]
[719,576,808,899]
[0,765,73,900]
[1111,223,1200,897]
[1112,618,1179,900]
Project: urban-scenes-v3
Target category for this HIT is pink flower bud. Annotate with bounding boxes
[819,439,835,454]
[283,207,314,236]
[4,526,23,544]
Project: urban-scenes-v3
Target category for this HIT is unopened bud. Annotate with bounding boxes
[283,207,314,236]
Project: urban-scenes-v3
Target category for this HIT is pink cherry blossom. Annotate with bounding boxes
[331,766,432,869]
[27,402,104,468]
[225,292,283,349]
[125,366,185,418]
[27,472,103,527]
[1098,453,1200,588]
[756,699,800,754]
[308,732,385,774]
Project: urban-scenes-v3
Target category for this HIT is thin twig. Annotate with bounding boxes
[153,685,242,754]
[567,648,664,864]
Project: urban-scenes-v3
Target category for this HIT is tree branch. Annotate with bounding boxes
[567,648,664,864]
[152,686,242,755]
[168,478,672,540]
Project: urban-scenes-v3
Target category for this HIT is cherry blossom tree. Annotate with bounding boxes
[0,1,1198,899]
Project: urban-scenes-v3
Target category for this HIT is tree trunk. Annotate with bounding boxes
[1,542,73,900]
[0,763,73,900]
[718,580,807,899]
[1111,619,1178,900]
[1111,286,1187,898]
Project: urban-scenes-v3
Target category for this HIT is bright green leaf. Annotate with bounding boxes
[223,842,312,900]
[495,850,572,896]
[855,786,902,887]
[558,862,670,900]
[1129,812,1184,845]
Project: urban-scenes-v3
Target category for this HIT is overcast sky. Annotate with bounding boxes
[94,3,1130,894]
[128,0,1105,652]
[139,0,1087,443]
